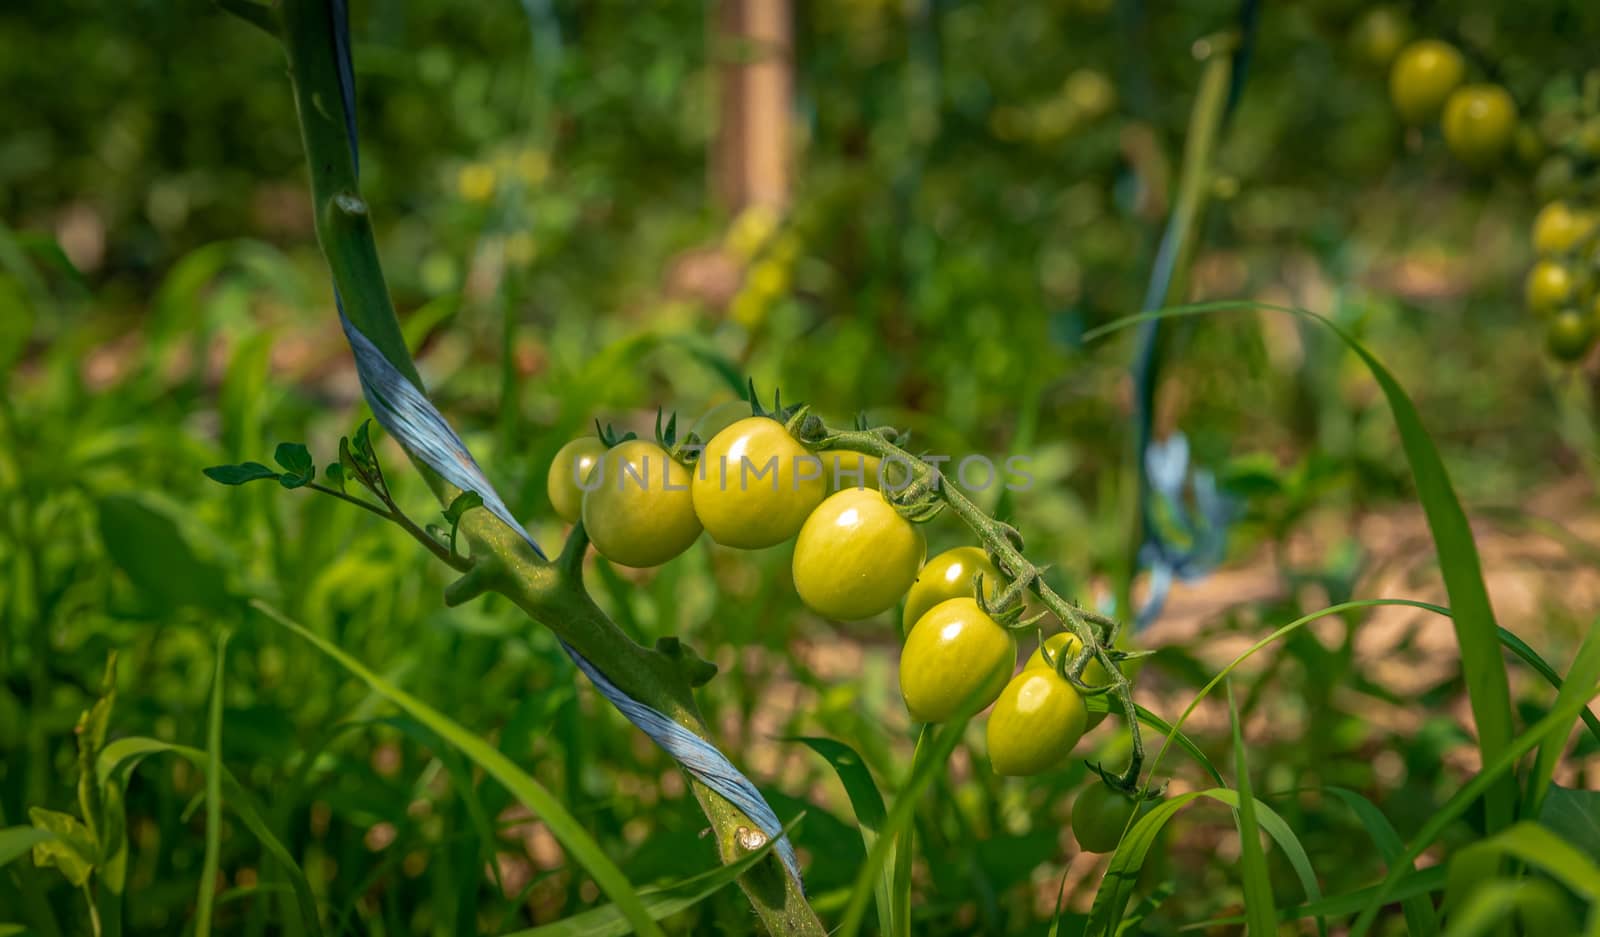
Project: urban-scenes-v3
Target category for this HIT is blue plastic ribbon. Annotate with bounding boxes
[320,0,802,886]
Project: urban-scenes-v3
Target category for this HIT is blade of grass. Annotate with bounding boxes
[788,737,896,937]
[500,816,802,937]
[1348,681,1600,936]
[1123,702,1225,786]
[97,737,322,937]
[251,600,664,937]
[1229,683,1283,937]
[1091,300,1518,834]
[1324,788,1437,937]
[196,632,230,937]
[0,828,55,869]
[1444,822,1600,907]
[1527,622,1600,815]
[1498,628,1600,745]
[1439,879,1576,937]
[1179,866,1449,931]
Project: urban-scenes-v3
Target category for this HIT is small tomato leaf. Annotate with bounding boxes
[202,462,280,486]
[274,442,315,489]
[324,461,346,491]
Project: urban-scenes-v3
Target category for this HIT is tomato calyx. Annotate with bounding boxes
[1085,760,1165,803]
[593,418,637,449]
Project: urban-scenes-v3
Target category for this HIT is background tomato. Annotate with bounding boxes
[1071,782,1148,854]
[582,439,702,568]
[692,416,825,549]
[899,597,1016,722]
[546,436,607,524]
[986,667,1087,776]
[792,487,925,620]
[1532,202,1597,257]
[1441,84,1517,169]
[1526,260,1576,314]
[1546,308,1594,362]
[1388,39,1464,124]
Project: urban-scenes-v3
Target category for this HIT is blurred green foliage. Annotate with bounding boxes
[4,0,1600,934]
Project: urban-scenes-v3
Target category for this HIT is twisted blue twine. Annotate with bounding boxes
[319,0,802,886]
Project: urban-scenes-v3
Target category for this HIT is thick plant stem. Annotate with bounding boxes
[813,426,1147,790]
[273,2,822,931]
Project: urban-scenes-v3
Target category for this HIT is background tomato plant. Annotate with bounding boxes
[3,0,1600,934]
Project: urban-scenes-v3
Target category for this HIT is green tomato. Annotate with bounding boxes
[691,416,825,549]
[546,437,607,524]
[901,546,1003,635]
[1026,632,1118,728]
[1532,202,1597,257]
[1526,260,1576,314]
[1388,39,1464,125]
[1441,84,1517,169]
[792,488,925,620]
[825,451,885,492]
[1071,782,1149,854]
[1547,308,1593,363]
[899,597,1016,723]
[690,399,754,444]
[986,667,1087,776]
[581,439,702,568]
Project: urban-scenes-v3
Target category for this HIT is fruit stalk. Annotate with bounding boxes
[811,425,1148,790]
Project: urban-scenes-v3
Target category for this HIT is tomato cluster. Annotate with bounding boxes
[1382,36,1518,170]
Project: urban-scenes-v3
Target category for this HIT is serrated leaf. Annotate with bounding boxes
[27,808,95,887]
[273,442,315,489]
[202,462,280,486]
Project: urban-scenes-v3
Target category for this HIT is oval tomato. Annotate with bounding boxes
[582,439,702,568]
[1071,781,1149,854]
[546,437,607,524]
[792,488,925,620]
[899,597,1016,723]
[1389,39,1464,124]
[692,416,825,549]
[1441,84,1517,169]
[1526,260,1576,314]
[901,546,1004,636]
[986,667,1087,776]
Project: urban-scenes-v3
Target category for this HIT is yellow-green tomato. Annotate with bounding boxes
[1071,782,1149,854]
[1532,202,1597,257]
[901,546,1003,635]
[1441,84,1517,168]
[1547,308,1594,363]
[792,488,925,620]
[692,416,825,549]
[825,452,884,492]
[546,437,607,524]
[581,439,702,568]
[899,597,1016,723]
[1026,632,1115,728]
[1388,39,1465,124]
[986,667,1088,776]
[1526,260,1576,314]
[1350,6,1411,70]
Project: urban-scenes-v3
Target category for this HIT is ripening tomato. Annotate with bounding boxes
[1389,39,1465,125]
[581,439,702,568]
[825,452,884,492]
[1532,202,1598,257]
[1026,632,1117,728]
[1071,781,1150,854]
[547,437,607,524]
[1350,6,1411,70]
[692,417,825,549]
[899,597,1017,723]
[901,546,1004,635]
[792,488,925,620]
[1547,308,1594,363]
[986,667,1088,776]
[1526,260,1577,314]
[1441,84,1517,168]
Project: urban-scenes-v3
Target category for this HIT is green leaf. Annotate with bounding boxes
[97,737,323,937]
[1228,684,1283,937]
[1439,878,1575,937]
[1124,702,1224,786]
[790,736,897,937]
[1498,628,1600,746]
[442,490,484,556]
[1092,301,1518,835]
[27,809,95,887]
[202,462,281,486]
[501,816,802,937]
[1324,788,1437,937]
[1528,622,1600,815]
[274,442,315,489]
[1539,785,1600,863]
[196,633,229,937]
[1181,866,1449,931]
[324,461,346,491]
[96,493,230,611]
[0,827,55,870]
[251,600,663,937]
[1349,679,1600,936]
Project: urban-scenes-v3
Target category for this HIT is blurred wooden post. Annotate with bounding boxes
[714,0,792,211]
